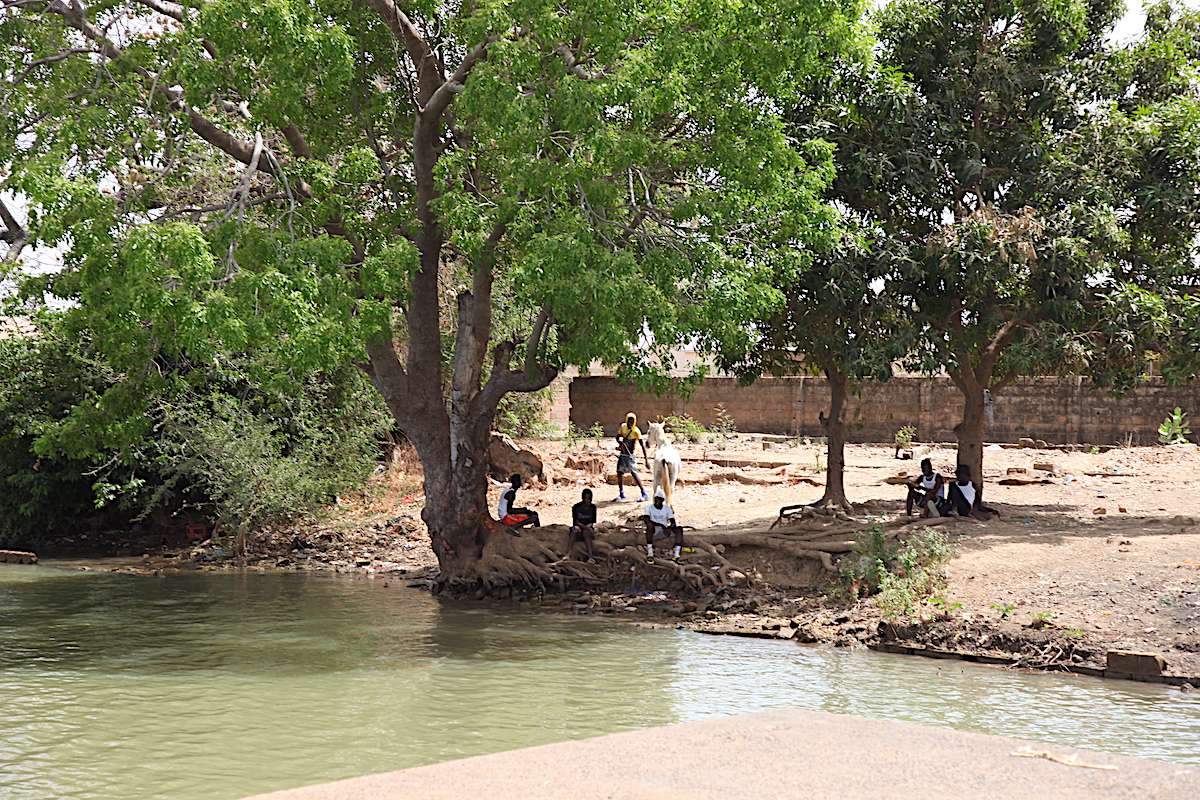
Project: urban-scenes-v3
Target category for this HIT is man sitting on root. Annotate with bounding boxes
[497,473,540,533]
[643,489,684,564]
[567,488,597,562]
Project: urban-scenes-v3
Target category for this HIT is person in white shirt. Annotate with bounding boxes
[944,464,978,516]
[906,458,945,517]
[642,489,684,564]
[497,473,539,532]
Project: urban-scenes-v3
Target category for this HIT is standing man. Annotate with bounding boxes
[614,412,649,502]
[643,489,684,564]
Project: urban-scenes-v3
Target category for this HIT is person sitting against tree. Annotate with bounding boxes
[497,473,539,532]
[566,488,597,562]
[940,464,978,517]
[643,489,684,564]
[906,458,945,517]
[614,412,650,502]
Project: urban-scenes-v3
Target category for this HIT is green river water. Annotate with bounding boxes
[2,563,1198,800]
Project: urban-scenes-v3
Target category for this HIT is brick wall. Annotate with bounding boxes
[545,375,573,435]
[569,376,1200,445]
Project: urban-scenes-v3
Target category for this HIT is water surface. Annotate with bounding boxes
[2,564,1197,800]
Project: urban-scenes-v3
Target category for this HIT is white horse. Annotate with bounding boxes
[646,422,683,508]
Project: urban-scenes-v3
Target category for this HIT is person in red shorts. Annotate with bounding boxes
[497,473,540,532]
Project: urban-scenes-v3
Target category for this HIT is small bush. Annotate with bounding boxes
[494,387,556,439]
[841,524,954,618]
[663,413,708,443]
[1158,407,1191,445]
[894,425,916,451]
[711,404,737,446]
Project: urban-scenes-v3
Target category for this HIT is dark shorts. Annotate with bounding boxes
[617,454,637,474]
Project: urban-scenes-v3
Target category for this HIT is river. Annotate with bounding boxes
[2,563,1197,800]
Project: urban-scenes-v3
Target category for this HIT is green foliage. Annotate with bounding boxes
[989,603,1016,620]
[663,414,708,444]
[842,524,954,618]
[494,388,556,440]
[1158,407,1192,445]
[159,377,388,531]
[0,315,390,543]
[0,0,867,557]
[563,423,586,450]
[926,596,962,618]
[0,327,157,543]
[789,0,1200,485]
[710,404,737,447]
[875,527,954,617]
[1027,611,1054,629]
[894,425,917,451]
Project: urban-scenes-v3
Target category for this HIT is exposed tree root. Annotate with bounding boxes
[437,508,977,596]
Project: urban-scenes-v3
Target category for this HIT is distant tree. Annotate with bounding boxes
[817,0,1200,493]
[0,0,858,585]
[716,231,910,510]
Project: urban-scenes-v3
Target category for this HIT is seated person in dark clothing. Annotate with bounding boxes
[497,473,540,531]
[567,488,598,561]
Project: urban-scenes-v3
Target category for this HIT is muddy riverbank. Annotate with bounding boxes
[20,439,1200,685]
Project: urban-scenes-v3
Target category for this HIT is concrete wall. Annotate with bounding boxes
[569,375,1200,445]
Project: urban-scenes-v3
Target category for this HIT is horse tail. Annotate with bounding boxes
[664,460,677,506]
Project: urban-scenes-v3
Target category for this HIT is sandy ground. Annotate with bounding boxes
[500,436,1200,675]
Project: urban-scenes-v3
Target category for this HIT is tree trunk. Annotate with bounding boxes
[950,367,986,501]
[819,364,850,508]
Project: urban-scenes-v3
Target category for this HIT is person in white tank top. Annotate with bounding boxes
[906,458,944,516]
[944,464,978,516]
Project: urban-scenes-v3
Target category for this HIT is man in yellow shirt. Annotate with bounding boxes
[614,412,649,502]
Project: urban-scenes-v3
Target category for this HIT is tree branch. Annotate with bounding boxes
[281,122,313,159]
[0,195,29,263]
[9,47,93,87]
[555,43,618,81]
[424,35,499,119]
[130,0,184,22]
[359,0,441,104]
[523,304,553,381]
[42,0,312,197]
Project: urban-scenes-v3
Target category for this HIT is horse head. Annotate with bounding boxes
[647,421,670,450]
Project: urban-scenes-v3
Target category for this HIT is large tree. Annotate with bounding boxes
[817,0,1200,491]
[0,0,856,585]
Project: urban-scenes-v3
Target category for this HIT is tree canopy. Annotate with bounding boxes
[0,0,861,582]
[806,0,1200,488]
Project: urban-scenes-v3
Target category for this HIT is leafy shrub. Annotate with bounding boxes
[710,404,737,446]
[841,524,954,618]
[663,413,708,443]
[1158,407,1191,444]
[494,387,556,439]
[894,425,916,451]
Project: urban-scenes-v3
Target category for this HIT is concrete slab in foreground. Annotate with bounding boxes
[241,708,1198,800]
